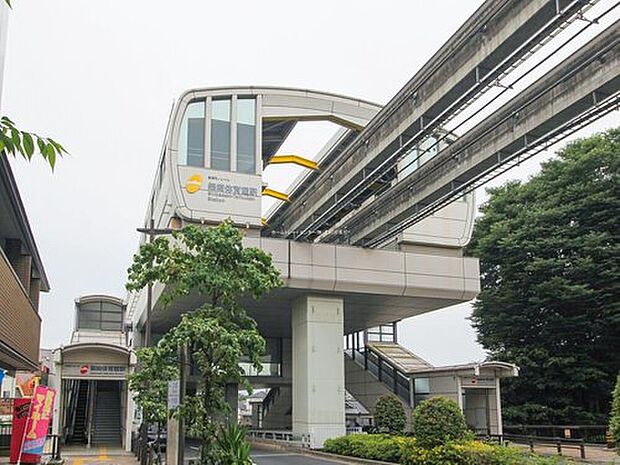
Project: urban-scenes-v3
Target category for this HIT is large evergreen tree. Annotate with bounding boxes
[468,129,620,425]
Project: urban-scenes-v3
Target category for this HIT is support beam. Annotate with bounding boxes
[292,295,345,448]
[268,154,319,170]
[262,187,289,202]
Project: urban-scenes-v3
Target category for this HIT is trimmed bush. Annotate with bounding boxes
[323,434,416,463]
[374,395,406,434]
[401,440,578,465]
[412,397,472,448]
[610,373,620,453]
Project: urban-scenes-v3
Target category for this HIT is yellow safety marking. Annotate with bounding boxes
[72,459,84,465]
[262,188,289,202]
[261,217,267,226]
[268,154,318,170]
[99,446,109,459]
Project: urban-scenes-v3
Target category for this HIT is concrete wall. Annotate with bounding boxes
[344,356,413,428]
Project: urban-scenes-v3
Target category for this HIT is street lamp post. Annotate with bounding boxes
[135,223,184,465]
[135,222,176,465]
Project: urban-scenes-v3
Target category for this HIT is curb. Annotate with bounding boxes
[250,439,397,465]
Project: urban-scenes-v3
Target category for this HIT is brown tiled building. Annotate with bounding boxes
[0,155,49,372]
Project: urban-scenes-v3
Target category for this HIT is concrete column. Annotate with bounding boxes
[292,295,345,449]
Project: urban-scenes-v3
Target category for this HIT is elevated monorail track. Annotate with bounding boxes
[326,22,620,246]
[265,0,606,242]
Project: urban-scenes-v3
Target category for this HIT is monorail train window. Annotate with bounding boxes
[178,100,205,167]
[211,98,231,171]
[236,98,256,174]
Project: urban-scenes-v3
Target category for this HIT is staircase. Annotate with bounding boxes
[344,342,433,428]
[91,382,122,446]
[261,387,292,430]
[69,380,89,444]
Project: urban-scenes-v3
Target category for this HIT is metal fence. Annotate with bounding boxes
[503,425,608,444]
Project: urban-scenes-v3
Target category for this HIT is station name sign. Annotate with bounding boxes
[63,363,127,379]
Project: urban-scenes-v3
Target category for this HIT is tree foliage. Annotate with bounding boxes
[610,374,620,453]
[0,116,67,170]
[126,221,282,464]
[468,129,620,424]
[412,397,472,448]
[128,347,177,430]
[0,2,68,170]
[374,395,406,434]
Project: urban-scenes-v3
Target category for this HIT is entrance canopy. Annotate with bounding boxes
[57,342,133,380]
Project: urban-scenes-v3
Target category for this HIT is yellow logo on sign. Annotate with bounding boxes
[185,174,203,194]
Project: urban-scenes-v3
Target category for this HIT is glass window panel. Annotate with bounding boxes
[79,319,100,330]
[79,311,100,322]
[101,320,122,331]
[211,98,231,171]
[101,312,122,322]
[414,378,431,394]
[80,302,100,312]
[101,302,122,314]
[236,98,256,174]
[178,101,205,166]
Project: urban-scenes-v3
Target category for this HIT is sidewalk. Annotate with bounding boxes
[62,446,138,465]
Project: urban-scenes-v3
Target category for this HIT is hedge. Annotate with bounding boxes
[610,373,620,453]
[323,435,578,465]
[402,440,577,465]
[323,434,415,463]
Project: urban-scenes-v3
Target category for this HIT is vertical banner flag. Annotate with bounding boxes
[9,399,30,464]
[11,386,56,464]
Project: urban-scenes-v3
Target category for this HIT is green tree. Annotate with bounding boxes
[374,395,406,434]
[610,374,620,453]
[127,347,177,435]
[126,221,282,464]
[468,129,620,424]
[412,397,472,448]
[0,1,67,169]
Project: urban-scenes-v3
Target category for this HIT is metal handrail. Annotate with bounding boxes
[347,346,412,405]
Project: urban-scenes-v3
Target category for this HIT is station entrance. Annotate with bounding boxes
[62,379,124,447]
[52,340,134,451]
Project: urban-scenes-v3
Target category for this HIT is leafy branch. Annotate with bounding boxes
[0,117,67,170]
[1,1,68,170]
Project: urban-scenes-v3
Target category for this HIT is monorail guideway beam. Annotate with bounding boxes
[340,23,620,247]
[270,0,601,241]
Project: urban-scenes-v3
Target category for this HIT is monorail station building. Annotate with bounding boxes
[122,86,517,452]
[50,295,135,450]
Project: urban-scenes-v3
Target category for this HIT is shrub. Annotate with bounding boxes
[323,434,416,463]
[374,395,406,434]
[412,397,472,448]
[610,373,620,453]
[401,440,578,465]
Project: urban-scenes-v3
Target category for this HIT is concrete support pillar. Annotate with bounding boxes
[292,295,345,449]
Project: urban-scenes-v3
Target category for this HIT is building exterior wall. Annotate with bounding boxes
[0,246,41,370]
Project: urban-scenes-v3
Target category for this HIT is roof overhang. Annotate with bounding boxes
[0,155,50,291]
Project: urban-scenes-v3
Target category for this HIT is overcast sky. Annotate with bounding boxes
[3,1,618,365]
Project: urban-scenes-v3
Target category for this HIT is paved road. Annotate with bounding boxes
[184,444,350,465]
[251,447,350,465]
